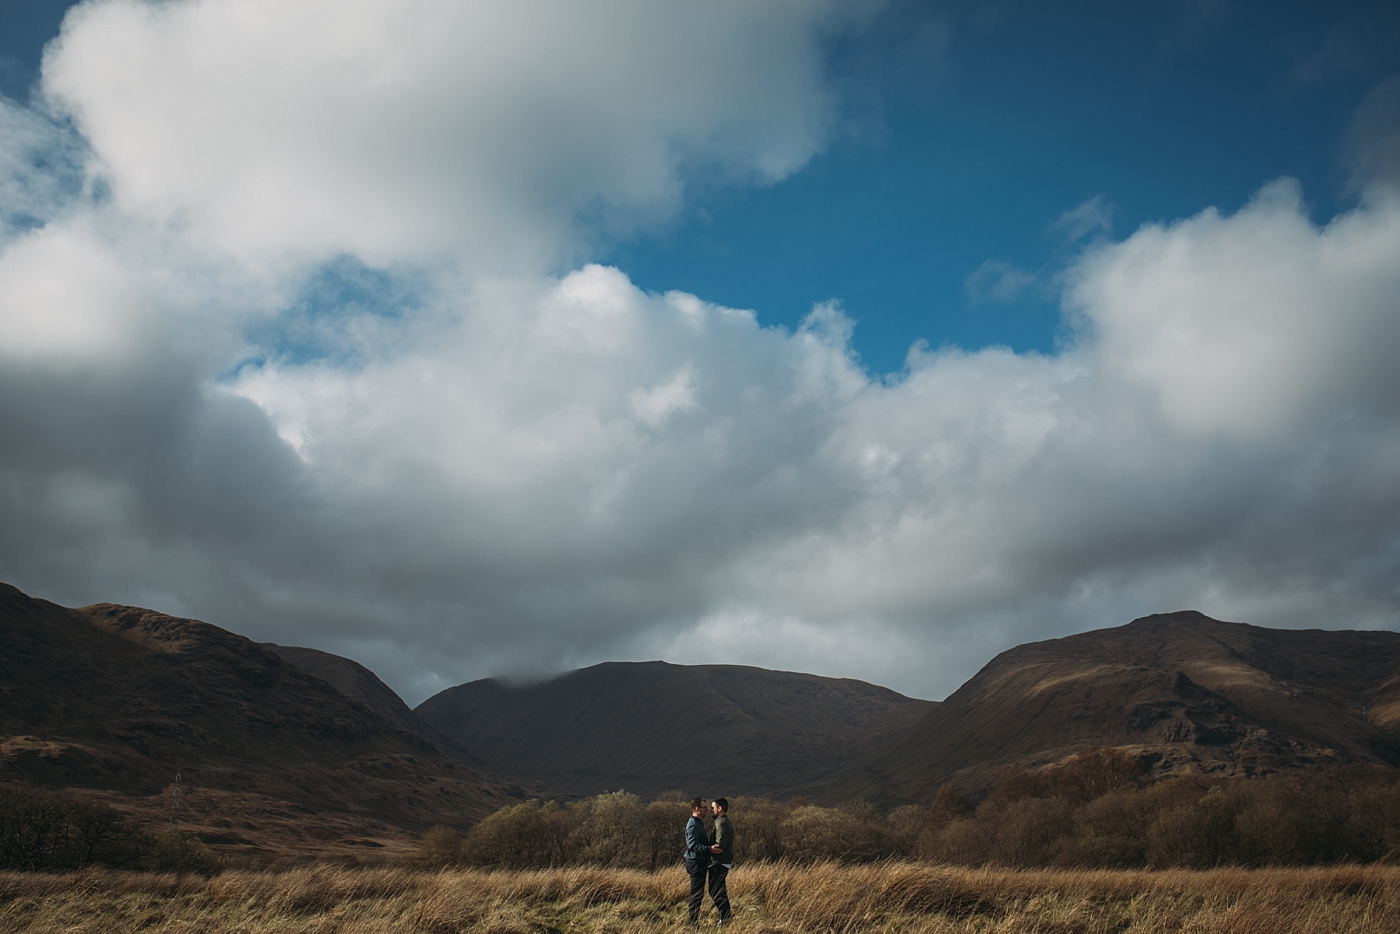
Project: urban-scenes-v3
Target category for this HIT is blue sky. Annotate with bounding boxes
[2,1,1399,702]
[610,1,1397,371]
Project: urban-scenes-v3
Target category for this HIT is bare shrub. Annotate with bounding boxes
[1052,746,1148,802]
[1065,787,1151,867]
[1351,777,1400,860]
[917,784,975,860]
[780,803,887,863]
[1233,774,1363,866]
[929,784,974,827]
[1147,783,1239,868]
[410,824,464,869]
[986,795,1073,868]
[0,783,159,871]
[885,804,928,858]
[730,796,785,863]
[643,799,689,870]
[566,791,646,868]
[923,817,989,866]
[777,805,838,863]
[437,764,1400,874]
[464,800,568,868]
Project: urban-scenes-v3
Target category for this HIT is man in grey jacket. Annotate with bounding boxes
[684,798,711,925]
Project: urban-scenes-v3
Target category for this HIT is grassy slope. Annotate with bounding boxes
[0,583,517,859]
[840,611,1400,802]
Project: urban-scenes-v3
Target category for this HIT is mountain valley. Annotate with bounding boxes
[6,582,1400,863]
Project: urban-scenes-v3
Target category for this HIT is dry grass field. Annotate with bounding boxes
[2,862,1399,933]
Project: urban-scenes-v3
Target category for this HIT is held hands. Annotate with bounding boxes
[710,844,721,854]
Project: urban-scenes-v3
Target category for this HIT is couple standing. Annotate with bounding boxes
[684,797,733,926]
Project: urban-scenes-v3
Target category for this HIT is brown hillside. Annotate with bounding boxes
[0,583,517,861]
[414,660,934,801]
[261,642,486,768]
[842,611,1400,803]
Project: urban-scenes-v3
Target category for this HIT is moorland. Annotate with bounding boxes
[4,863,1399,933]
[8,581,1400,930]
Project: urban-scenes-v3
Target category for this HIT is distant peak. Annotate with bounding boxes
[587,659,674,670]
[1124,610,1228,626]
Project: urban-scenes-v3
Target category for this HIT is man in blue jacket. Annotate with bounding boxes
[684,797,711,925]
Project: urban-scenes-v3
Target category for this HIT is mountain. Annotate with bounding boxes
[260,643,425,736]
[261,642,485,768]
[414,660,935,800]
[0,583,517,860]
[841,611,1400,803]
[11,577,1400,854]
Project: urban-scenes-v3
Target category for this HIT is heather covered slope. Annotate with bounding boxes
[415,660,935,800]
[261,642,485,768]
[843,611,1400,802]
[0,583,516,856]
[261,643,427,739]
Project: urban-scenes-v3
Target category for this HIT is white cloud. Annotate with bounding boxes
[1051,194,1113,244]
[630,365,698,429]
[2,0,1400,707]
[965,258,1036,303]
[41,0,853,270]
[1070,179,1400,439]
[0,97,85,243]
[0,217,146,360]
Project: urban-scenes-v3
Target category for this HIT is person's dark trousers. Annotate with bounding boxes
[686,859,708,923]
[707,864,732,922]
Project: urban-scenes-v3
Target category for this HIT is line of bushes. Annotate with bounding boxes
[0,783,219,873]
[414,750,1400,870]
[918,751,1400,868]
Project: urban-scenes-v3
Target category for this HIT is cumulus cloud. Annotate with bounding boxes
[41,0,853,271]
[1071,179,1400,438]
[2,0,1400,705]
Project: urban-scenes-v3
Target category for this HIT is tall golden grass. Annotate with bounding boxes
[2,862,1397,933]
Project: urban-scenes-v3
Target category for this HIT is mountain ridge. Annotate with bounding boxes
[415,659,936,801]
[9,578,1400,858]
[260,642,487,769]
[832,610,1400,803]
[0,582,518,861]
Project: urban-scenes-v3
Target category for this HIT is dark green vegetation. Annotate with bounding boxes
[415,660,935,799]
